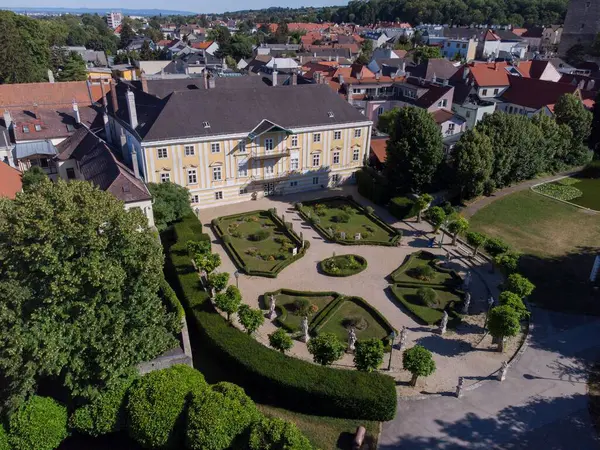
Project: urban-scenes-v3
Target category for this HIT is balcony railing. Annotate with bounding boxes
[249,148,291,159]
[249,170,294,183]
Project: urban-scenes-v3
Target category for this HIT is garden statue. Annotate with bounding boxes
[211,287,216,299]
[456,377,464,398]
[463,270,472,290]
[282,214,285,222]
[488,295,495,309]
[462,292,471,314]
[439,311,449,335]
[340,231,346,240]
[498,361,508,382]
[268,295,276,320]
[355,233,361,240]
[347,327,357,353]
[301,316,309,343]
[328,227,334,237]
[399,326,408,352]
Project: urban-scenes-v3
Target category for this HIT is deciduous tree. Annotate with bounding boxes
[268,329,293,354]
[147,182,192,231]
[238,304,265,335]
[415,193,433,223]
[488,305,521,352]
[447,215,469,246]
[214,285,242,321]
[307,333,345,366]
[354,339,385,372]
[452,129,494,199]
[402,345,435,386]
[505,273,535,298]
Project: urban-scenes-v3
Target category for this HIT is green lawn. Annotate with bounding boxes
[217,211,300,272]
[258,404,380,450]
[317,298,391,342]
[390,252,455,286]
[469,189,600,313]
[390,285,462,325]
[274,292,337,332]
[302,198,397,244]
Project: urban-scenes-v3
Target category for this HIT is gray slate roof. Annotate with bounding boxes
[143,84,369,142]
[14,140,57,159]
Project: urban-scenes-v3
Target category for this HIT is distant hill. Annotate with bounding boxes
[0,7,196,16]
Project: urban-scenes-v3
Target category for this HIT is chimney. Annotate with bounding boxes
[272,63,278,87]
[400,61,406,72]
[347,84,353,102]
[72,100,81,124]
[47,69,55,83]
[589,79,596,90]
[356,71,362,80]
[463,66,470,80]
[100,80,108,111]
[292,71,298,85]
[126,89,138,129]
[103,113,112,144]
[3,110,12,129]
[375,71,381,80]
[110,79,119,113]
[208,74,216,89]
[578,80,585,90]
[339,74,345,85]
[132,70,138,81]
[140,72,148,93]
[203,70,208,89]
[131,147,141,179]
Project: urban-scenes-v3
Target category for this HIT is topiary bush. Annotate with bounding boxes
[484,237,510,257]
[320,254,367,277]
[411,265,436,281]
[185,382,259,450]
[8,395,68,450]
[248,416,312,450]
[126,365,207,449]
[248,229,271,241]
[268,328,294,354]
[70,376,137,437]
[417,287,438,307]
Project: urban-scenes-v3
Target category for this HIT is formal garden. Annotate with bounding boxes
[265,288,395,345]
[388,251,464,325]
[212,209,308,277]
[319,254,367,277]
[296,196,401,246]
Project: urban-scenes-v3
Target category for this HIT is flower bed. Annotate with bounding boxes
[296,196,401,246]
[212,209,308,278]
[319,254,367,277]
[163,217,397,421]
[533,182,583,202]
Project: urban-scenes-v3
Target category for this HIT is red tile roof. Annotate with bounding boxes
[370,138,388,164]
[512,28,527,36]
[191,41,214,50]
[456,61,534,87]
[502,75,579,110]
[0,81,110,108]
[432,109,455,125]
[0,162,22,199]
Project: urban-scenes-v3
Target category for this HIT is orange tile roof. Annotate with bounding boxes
[0,81,110,108]
[0,163,22,199]
[288,22,333,32]
[512,28,527,36]
[370,138,388,164]
[191,40,214,50]
[463,61,533,87]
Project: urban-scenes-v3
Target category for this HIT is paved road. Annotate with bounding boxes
[379,307,600,449]
[462,168,582,218]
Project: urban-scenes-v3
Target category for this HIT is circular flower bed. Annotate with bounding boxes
[319,254,367,277]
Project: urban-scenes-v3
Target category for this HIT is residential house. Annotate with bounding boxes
[479,29,528,59]
[441,38,478,61]
[376,22,414,39]
[64,46,108,67]
[0,162,22,199]
[432,109,466,154]
[362,31,389,49]
[520,28,544,52]
[542,25,563,51]
[191,41,219,55]
[451,83,496,130]
[125,38,156,53]
[104,81,372,208]
[559,73,599,92]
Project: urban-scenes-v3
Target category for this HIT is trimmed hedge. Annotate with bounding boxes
[389,251,462,288]
[164,217,397,421]
[8,396,68,450]
[297,196,401,247]
[319,254,367,277]
[389,285,463,325]
[388,196,418,220]
[356,167,391,205]
[160,277,185,322]
[0,425,8,450]
[212,210,309,278]
[267,289,340,333]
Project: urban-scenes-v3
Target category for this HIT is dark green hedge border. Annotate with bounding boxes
[388,196,418,220]
[164,217,397,422]
[211,210,309,278]
[388,285,463,326]
[319,254,368,277]
[388,251,462,288]
[296,196,401,247]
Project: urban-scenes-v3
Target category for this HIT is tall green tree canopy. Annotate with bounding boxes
[385,106,443,193]
[452,129,494,199]
[554,93,593,145]
[147,182,192,231]
[0,180,177,413]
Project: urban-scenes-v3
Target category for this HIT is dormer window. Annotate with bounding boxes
[23,126,30,133]
[327,111,334,118]
[203,121,210,128]
[34,124,41,131]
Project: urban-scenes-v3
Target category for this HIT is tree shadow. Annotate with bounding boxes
[414,334,472,357]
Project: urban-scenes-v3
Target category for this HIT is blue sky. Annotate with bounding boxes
[3,0,344,14]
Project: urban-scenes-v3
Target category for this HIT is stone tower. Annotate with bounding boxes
[559,0,600,55]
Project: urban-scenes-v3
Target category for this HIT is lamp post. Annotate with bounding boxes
[234,270,240,289]
[387,330,397,371]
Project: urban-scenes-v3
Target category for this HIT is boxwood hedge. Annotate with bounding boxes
[164,216,397,421]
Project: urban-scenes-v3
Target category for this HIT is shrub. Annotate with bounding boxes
[412,265,436,281]
[185,382,259,450]
[488,306,521,352]
[354,339,385,372]
[295,202,303,210]
[494,252,520,273]
[466,231,486,255]
[307,333,346,366]
[484,237,510,257]
[0,425,8,450]
[214,285,242,321]
[417,287,438,307]
[187,239,211,256]
[248,230,271,241]
[365,206,375,215]
[69,376,136,437]
[207,272,230,293]
[8,396,68,450]
[248,417,312,450]
[483,179,496,196]
[293,298,318,317]
[342,316,369,331]
[402,345,436,386]
[238,304,265,335]
[268,329,294,353]
[195,252,221,274]
[332,212,351,223]
[427,206,446,231]
[126,365,207,449]
[499,291,529,320]
[505,273,536,298]
[388,196,417,220]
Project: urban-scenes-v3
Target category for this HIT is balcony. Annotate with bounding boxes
[249,148,291,159]
[249,170,294,183]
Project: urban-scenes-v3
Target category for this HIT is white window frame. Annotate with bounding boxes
[290,157,299,171]
[353,149,360,161]
[212,166,222,181]
[160,172,170,183]
[211,143,220,153]
[265,138,274,151]
[157,148,168,159]
[334,130,342,140]
[187,169,197,184]
[215,191,223,200]
[191,194,199,203]
[265,162,274,175]
[312,153,320,167]
[354,129,362,138]
[313,133,321,143]
[290,135,298,147]
[184,145,195,156]
[238,162,248,178]
[333,151,340,164]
